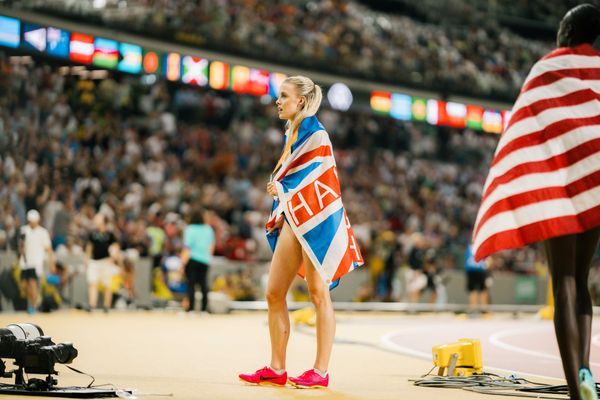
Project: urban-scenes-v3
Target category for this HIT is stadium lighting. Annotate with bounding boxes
[327,83,353,111]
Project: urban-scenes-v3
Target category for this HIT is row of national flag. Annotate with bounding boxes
[0,14,289,98]
[370,91,511,134]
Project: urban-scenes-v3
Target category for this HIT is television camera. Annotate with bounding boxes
[0,323,77,389]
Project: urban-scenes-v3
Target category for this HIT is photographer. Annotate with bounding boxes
[19,210,55,314]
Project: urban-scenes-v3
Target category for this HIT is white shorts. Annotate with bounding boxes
[406,269,428,293]
[87,258,119,287]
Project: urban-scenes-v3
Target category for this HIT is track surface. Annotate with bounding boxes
[0,311,577,399]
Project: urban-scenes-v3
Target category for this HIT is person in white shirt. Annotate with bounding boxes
[19,209,56,314]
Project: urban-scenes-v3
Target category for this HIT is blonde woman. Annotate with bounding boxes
[239,76,363,388]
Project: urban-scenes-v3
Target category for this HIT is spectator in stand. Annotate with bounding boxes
[406,232,428,303]
[19,209,56,314]
[147,212,167,270]
[465,243,491,313]
[180,207,215,313]
[85,213,122,312]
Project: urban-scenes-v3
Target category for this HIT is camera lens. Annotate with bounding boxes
[6,324,44,340]
[42,343,78,364]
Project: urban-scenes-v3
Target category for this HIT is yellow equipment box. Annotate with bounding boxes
[432,338,483,376]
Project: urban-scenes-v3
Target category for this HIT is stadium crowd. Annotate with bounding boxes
[390,0,587,31]
[13,0,552,100]
[0,54,546,306]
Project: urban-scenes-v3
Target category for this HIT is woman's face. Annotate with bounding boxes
[275,82,304,121]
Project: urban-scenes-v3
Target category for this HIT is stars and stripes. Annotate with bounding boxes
[266,116,364,287]
[472,44,600,262]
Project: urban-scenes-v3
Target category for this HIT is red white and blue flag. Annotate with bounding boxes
[266,116,364,287]
[472,44,600,261]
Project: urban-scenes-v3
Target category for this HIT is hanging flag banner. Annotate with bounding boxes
[209,61,230,90]
[466,105,484,130]
[446,101,467,128]
[247,68,270,96]
[390,93,412,121]
[164,52,181,81]
[181,56,208,86]
[0,16,20,48]
[412,98,427,121]
[231,65,250,93]
[93,37,119,69]
[118,42,142,74]
[370,91,392,115]
[269,72,287,98]
[142,50,161,75]
[70,32,94,64]
[22,23,46,52]
[482,109,503,134]
[46,27,70,58]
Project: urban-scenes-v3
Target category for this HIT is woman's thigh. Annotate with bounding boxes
[267,221,304,297]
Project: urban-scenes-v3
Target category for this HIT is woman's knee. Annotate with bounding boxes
[265,288,287,305]
[308,286,329,308]
[553,278,577,301]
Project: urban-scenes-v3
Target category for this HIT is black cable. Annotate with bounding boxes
[412,371,576,399]
[65,365,95,388]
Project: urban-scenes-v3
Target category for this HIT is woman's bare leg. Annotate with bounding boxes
[304,251,335,372]
[575,226,600,369]
[265,221,303,371]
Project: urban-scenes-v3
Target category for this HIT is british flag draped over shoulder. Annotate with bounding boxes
[472,44,600,262]
[266,115,364,287]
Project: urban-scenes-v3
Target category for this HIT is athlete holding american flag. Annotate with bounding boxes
[239,76,363,389]
[472,5,600,400]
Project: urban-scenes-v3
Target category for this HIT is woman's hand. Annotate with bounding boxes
[267,181,278,197]
[267,215,285,234]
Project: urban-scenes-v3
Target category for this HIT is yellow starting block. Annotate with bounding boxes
[432,338,483,377]
[291,306,316,326]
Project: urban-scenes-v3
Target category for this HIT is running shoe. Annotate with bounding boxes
[289,369,329,388]
[579,368,599,400]
[239,367,287,386]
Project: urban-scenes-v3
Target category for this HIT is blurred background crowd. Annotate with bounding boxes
[0,0,598,312]
[0,54,544,307]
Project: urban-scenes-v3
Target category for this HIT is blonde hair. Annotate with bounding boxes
[273,76,322,174]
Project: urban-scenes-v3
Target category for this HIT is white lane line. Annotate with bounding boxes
[591,333,600,349]
[381,328,565,382]
[490,327,600,368]
[380,329,432,360]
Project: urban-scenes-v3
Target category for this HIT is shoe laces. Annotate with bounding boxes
[299,369,317,379]
[259,366,277,375]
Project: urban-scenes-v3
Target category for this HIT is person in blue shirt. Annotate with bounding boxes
[465,243,490,312]
[180,207,215,313]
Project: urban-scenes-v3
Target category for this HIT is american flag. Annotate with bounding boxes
[266,116,364,287]
[472,44,600,262]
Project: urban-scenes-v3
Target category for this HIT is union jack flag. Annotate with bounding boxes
[266,116,364,287]
[472,44,600,261]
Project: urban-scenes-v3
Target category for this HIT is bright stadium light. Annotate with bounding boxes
[327,83,353,111]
